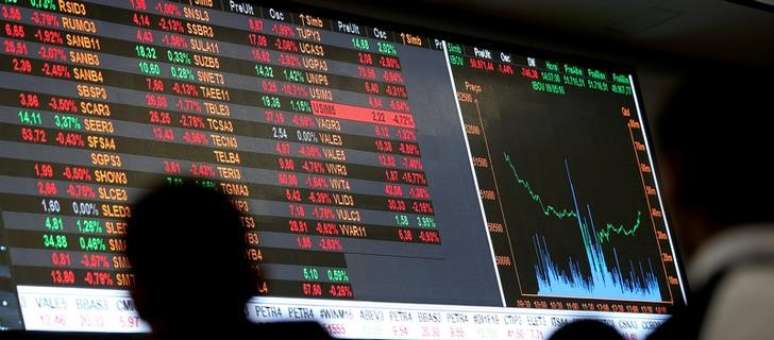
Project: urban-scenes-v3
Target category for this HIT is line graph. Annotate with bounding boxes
[503,153,641,244]
[504,154,661,301]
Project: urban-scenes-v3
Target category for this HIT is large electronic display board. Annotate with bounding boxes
[0,0,686,338]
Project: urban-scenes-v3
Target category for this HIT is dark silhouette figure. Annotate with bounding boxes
[126,181,331,339]
[548,319,625,340]
[647,73,774,340]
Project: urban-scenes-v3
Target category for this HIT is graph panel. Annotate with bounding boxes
[448,44,684,312]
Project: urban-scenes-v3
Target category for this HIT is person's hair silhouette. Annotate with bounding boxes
[646,73,774,340]
[126,181,258,337]
[548,319,625,340]
[657,74,774,259]
[126,180,332,339]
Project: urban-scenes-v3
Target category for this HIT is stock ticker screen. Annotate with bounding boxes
[0,0,687,338]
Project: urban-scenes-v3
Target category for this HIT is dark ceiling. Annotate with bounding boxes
[294,0,774,70]
[422,0,774,68]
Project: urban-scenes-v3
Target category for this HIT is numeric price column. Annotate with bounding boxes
[350,36,441,247]
[239,12,355,301]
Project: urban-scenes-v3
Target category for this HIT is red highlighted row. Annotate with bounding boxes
[310,100,415,129]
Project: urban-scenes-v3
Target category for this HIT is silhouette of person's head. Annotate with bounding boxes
[126,180,258,336]
[657,74,774,259]
[548,319,625,340]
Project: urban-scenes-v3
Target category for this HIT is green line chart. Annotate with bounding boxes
[502,152,642,243]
